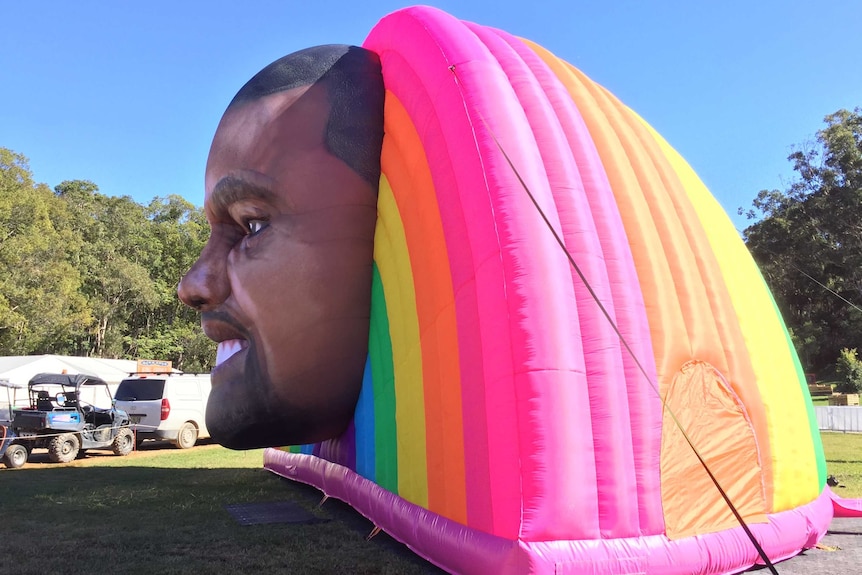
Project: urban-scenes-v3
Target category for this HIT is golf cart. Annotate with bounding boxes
[11,373,135,463]
[1,378,29,468]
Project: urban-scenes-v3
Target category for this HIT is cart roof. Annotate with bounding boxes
[28,372,108,387]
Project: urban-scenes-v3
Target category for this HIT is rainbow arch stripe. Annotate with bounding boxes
[266,6,834,574]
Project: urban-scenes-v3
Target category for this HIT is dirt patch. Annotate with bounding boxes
[10,439,221,470]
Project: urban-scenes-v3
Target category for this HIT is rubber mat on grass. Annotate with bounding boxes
[225,501,327,525]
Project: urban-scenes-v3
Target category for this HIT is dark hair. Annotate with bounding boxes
[228,45,384,187]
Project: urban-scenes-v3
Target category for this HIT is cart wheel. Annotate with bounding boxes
[48,433,80,463]
[112,428,134,456]
[3,443,28,468]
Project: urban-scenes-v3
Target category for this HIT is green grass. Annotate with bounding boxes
[821,431,862,497]
[3,433,861,574]
[0,443,443,575]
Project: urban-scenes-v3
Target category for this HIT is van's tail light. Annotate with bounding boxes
[161,398,171,421]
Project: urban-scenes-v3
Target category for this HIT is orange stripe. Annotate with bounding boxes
[568,72,771,517]
[382,92,467,524]
[600,89,774,509]
[532,44,774,523]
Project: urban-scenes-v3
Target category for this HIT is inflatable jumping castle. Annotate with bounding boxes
[253,6,859,574]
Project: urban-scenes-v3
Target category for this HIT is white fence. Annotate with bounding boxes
[815,406,862,433]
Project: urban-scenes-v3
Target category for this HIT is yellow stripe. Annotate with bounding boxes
[374,175,428,507]
[639,118,820,510]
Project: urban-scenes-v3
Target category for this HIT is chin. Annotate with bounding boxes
[206,367,350,450]
[206,400,352,450]
[206,345,360,449]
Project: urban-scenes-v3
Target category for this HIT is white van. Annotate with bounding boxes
[114,374,211,449]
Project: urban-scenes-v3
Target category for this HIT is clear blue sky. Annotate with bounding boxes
[3,1,860,229]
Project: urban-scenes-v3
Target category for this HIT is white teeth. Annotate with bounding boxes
[216,339,244,366]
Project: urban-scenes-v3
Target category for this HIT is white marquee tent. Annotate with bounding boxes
[0,355,179,405]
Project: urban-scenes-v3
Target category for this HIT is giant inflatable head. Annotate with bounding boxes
[181,6,846,575]
[178,45,384,448]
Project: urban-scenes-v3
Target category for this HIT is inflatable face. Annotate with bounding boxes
[178,46,384,449]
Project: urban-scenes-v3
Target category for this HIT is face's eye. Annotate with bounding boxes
[245,219,268,236]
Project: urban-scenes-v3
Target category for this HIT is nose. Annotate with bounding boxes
[177,240,230,311]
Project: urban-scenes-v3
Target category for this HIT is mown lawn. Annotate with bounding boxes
[2,433,860,574]
[821,431,862,497]
[0,442,443,575]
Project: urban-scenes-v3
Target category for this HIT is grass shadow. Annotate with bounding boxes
[0,463,444,575]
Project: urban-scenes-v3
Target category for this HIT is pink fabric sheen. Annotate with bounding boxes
[266,449,833,575]
[366,7,521,537]
[423,13,603,541]
[368,5,613,539]
[829,486,862,517]
[468,21,634,540]
[495,30,665,535]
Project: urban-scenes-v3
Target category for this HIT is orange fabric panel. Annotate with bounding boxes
[661,361,766,539]
[382,92,468,523]
[594,86,773,509]
[525,40,774,518]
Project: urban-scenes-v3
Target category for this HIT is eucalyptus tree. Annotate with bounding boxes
[743,108,862,371]
[0,149,91,354]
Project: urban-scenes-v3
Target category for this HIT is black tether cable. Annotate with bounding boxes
[740,234,862,315]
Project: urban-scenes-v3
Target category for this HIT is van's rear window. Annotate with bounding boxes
[115,379,166,401]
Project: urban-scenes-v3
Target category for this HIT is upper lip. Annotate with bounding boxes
[200,310,248,343]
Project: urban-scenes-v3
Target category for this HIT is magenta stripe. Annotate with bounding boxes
[466,21,602,541]
[495,31,665,535]
[398,11,587,538]
[365,16,507,534]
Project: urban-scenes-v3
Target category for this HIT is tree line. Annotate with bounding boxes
[0,147,213,372]
[742,107,862,385]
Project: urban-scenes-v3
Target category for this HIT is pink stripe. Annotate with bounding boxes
[466,22,602,541]
[829,486,862,517]
[421,14,595,539]
[498,32,665,535]
[366,9,517,536]
[479,23,655,539]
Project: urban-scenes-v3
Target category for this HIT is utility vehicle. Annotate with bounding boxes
[11,373,134,463]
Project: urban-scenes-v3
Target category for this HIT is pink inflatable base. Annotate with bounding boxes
[830,487,862,518]
[264,448,835,575]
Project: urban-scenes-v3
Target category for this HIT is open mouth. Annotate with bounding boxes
[216,339,248,367]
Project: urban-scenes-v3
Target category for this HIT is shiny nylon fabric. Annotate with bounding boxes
[273,4,834,573]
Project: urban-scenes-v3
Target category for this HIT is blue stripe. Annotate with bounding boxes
[354,354,376,481]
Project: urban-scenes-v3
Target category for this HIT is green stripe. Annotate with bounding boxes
[369,263,398,493]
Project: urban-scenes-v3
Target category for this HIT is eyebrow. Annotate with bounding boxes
[210,173,279,215]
